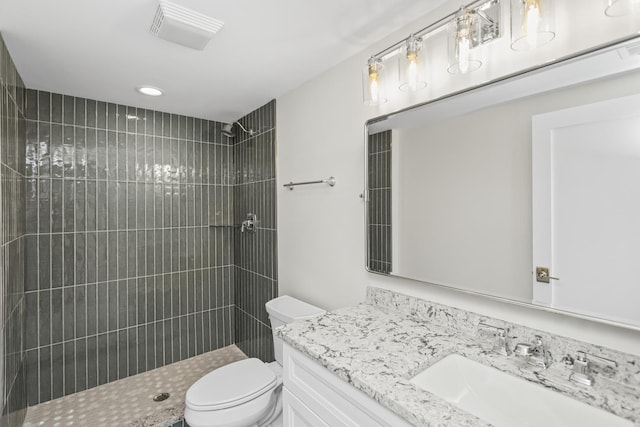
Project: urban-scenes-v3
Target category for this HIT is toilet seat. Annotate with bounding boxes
[186,358,278,411]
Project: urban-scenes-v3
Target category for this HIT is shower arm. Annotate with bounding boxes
[235,121,254,136]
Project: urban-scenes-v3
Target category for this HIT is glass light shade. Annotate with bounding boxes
[399,35,427,91]
[605,0,640,16]
[511,0,556,51]
[363,57,387,106]
[448,9,482,74]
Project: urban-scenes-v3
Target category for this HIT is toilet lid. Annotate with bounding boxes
[186,358,277,411]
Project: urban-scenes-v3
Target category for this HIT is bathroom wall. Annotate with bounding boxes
[0,35,28,426]
[23,90,236,405]
[233,101,278,362]
[276,0,640,356]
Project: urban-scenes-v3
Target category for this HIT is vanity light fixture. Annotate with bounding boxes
[363,56,387,106]
[362,0,501,106]
[605,0,640,16]
[399,34,427,91]
[448,8,483,74]
[136,85,164,96]
[511,0,556,51]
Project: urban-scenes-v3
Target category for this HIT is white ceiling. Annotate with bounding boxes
[0,0,447,122]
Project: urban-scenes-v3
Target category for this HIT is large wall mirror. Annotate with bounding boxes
[365,36,640,330]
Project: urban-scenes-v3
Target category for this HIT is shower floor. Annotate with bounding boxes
[23,345,247,427]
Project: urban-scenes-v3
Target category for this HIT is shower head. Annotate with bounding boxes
[221,121,255,138]
[221,123,234,138]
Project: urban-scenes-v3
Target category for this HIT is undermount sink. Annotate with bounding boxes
[410,354,632,427]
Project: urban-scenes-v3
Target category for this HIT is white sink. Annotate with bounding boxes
[410,354,632,427]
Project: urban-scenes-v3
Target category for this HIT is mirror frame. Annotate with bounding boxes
[364,34,640,332]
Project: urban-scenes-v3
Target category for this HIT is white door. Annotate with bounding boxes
[532,93,640,327]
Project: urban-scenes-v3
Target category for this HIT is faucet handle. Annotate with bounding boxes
[478,323,511,356]
[570,351,594,386]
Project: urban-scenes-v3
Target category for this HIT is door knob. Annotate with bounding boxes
[536,266,559,283]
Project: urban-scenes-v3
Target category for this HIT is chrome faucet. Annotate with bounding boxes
[240,213,258,233]
[478,323,512,356]
[514,335,552,369]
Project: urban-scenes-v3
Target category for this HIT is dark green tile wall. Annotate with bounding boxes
[233,101,278,362]
[0,34,27,427]
[24,89,236,405]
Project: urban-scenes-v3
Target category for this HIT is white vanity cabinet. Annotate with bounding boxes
[282,343,413,427]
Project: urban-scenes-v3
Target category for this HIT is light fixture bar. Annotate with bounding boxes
[370,0,500,62]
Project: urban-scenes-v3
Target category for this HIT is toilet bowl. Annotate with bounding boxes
[184,296,325,427]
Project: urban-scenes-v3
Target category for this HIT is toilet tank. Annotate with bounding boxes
[265,295,325,364]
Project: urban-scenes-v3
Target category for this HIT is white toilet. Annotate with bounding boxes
[184,295,325,427]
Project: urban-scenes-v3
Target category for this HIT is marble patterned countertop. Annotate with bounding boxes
[277,288,640,427]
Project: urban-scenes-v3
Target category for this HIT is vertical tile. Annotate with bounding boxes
[26,349,39,406]
[63,340,76,396]
[63,180,75,231]
[75,97,86,127]
[118,329,128,379]
[63,286,75,341]
[75,126,86,179]
[63,125,75,178]
[97,283,108,334]
[25,235,38,292]
[128,327,138,376]
[96,129,107,179]
[97,333,108,385]
[51,343,64,399]
[25,292,38,350]
[108,281,118,331]
[63,95,74,125]
[38,91,50,122]
[86,336,98,389]
[75,338,87,393]
[137,325,147,373]
[96,101,107,129]
[86,283,97,336]
[75,285,86,338]
[75,179,86,231]
[63,233,75,286]
[107,103,117,131]
[51,179,63,232]
[39,346,52,403]
[86,99,97,128]
[107,332,118,382]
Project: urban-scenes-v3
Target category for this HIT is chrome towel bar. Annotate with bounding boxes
[283,176,336,190]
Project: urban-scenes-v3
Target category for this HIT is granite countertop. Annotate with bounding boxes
[278,295,640,427]
[278,303,490,427]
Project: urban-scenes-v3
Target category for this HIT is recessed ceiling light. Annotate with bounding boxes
[136,86,164,96]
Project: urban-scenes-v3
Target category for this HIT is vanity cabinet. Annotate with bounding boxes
[282,343,412,427]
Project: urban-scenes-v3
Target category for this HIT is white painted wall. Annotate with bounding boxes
[277,1,640,356]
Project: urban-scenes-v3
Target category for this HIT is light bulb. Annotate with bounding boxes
[399,35,426,92]
[450,10,476,75]
[511,0,555,51]
[457,32,471,74]
[524,0,541,48]
[406,53,418,91]
[368,61,381,104]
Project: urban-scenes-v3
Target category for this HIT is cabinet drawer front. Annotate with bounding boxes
[283,388,330,427]
[283,344,411,427]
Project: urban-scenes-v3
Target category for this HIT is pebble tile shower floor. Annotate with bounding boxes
[23,345,246,427]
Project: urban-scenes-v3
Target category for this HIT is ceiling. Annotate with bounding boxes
[0,0,448,123]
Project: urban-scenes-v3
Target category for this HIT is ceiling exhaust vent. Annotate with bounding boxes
[150,0,224,50]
